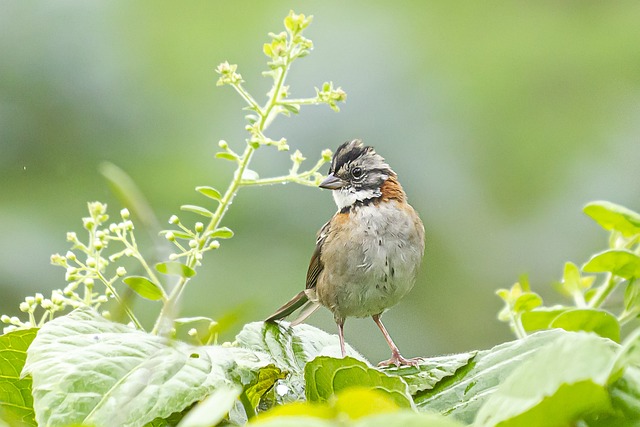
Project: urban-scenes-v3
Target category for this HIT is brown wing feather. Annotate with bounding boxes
[306,220,330,289]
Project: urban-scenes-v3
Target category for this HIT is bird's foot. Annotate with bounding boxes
[377,352,423,368]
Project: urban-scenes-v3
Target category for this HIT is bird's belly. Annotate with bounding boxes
[317,202,424,320]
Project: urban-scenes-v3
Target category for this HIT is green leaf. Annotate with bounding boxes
[413,329,568,423]
[159,230,192,240]
[176,384,241,427]
[521,307,569,332]
[23,307,269,427]
[155,261,196,278]
[382,352,476,395]
[208,227,234,239]
[244,365,286,408]
[195,186,222,201]
[122,275,165,301]
[549,308,620,342]
[235,322,363,405]
[331,387,401,419]
[583,249,640,279]
[584,201,640,237]
[180,204,214,218]
[513,292,543,313]
[475,332,617,427]
[0,329,37,427]
[624,280,640,316]
[215,152,238,162]
[608,365,640,424]
[304,356,413,409]
[280,103,301,115]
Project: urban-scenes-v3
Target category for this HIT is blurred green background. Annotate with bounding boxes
[2,1,640,362]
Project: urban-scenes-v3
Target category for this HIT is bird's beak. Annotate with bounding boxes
[319,173,347,190]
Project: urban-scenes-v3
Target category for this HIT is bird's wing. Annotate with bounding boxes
[306,220,330,290]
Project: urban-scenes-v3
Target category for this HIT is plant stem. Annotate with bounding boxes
[153,47,293,336]
[588,273,618,309]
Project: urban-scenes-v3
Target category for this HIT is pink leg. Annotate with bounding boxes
[337,319,346,357]
[372,314,421,367]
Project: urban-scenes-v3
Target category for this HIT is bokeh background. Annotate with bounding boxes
[2,1,640,362]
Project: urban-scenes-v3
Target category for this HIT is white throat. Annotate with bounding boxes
[332,187,381,210]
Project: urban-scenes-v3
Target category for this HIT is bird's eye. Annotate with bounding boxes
[351,167,363,179]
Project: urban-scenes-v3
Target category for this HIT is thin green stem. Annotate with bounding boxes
[588,273,618,309]
[232,84,263,114]
[511,311,527,339]
[94,270,143,329]
[277,97,319,106]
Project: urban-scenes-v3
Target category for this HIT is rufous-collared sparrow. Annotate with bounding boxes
[266,139,425,367]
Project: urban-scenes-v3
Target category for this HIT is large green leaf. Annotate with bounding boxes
[251,388,465,427]
[0,329,38,427]
[304,357,413,409]
[413,329,567,423]
[584,201,640,237]
[583,249,640,279]
[382,352,476,395]
[548,308,620,342]
[176,384,242,427]
[474,332,617,427]
[23,308,269,427]
[234,321,364,404]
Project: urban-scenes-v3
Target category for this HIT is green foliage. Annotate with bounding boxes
[0,329,37,427]
[2,10,640,427]
[304,357,413,409]
[497,200,640,340]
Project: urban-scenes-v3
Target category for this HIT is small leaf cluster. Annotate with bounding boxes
[498,201,640,342]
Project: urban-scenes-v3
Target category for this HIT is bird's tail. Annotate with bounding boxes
[265,290,320,324]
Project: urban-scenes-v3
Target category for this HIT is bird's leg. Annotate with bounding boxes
[337,319,346,357]
[372,314,422,367]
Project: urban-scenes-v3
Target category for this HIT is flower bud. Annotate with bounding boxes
[19,302,29,312]
[120,208,130,220]
[195,222,204,233]
[116,267,127,277]
[82,217,96,231]
[169,215,180,225]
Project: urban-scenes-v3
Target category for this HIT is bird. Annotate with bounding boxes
[266,139,425,367]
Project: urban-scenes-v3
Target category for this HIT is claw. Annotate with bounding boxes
[378,351,423,368]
